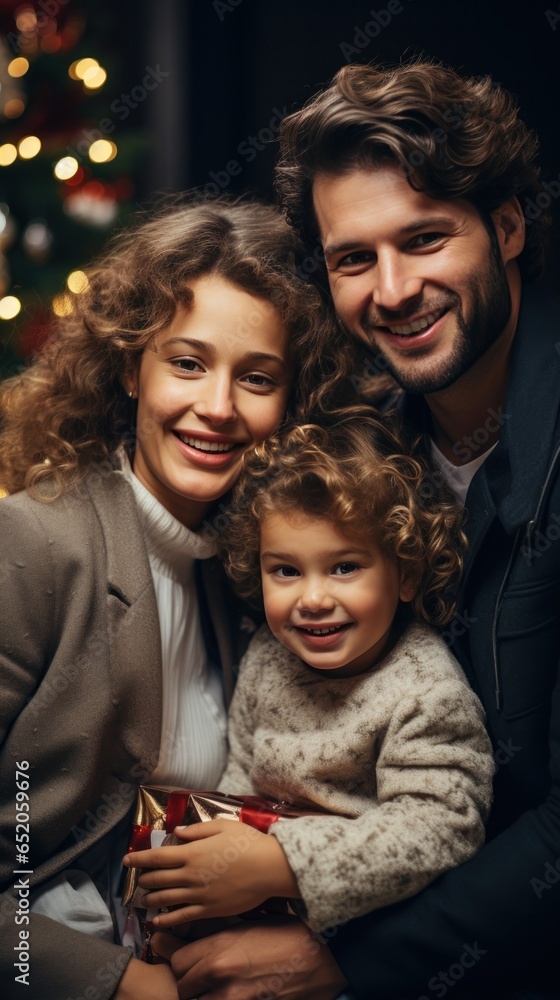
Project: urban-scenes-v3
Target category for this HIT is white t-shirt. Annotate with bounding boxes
[429,439,497,505]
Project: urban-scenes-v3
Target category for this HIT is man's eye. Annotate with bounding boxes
[333,563,359,575]
[274,565,300,578]
[338,251,373,267]
[411,232,443,248]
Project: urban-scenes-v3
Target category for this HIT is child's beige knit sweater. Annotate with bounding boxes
[219,620,494,932]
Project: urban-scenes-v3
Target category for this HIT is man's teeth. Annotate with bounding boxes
[304,625,344,635]
[387,310,443,336]
[177,434,235,453]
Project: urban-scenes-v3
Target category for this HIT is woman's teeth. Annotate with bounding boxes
[177,434,235,453]
[387,309,443,336]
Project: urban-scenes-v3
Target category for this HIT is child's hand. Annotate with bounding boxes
[123,819,300,927]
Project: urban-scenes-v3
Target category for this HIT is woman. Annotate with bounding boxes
[0,197,349,1000]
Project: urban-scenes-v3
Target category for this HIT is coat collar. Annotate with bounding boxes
[82,465,156,606]
[81,466,163,775]
[494,283,560,531]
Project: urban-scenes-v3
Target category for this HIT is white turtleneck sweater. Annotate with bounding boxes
[30,459,228,941]
[119,456,228,789]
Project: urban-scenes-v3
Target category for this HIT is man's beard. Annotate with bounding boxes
[357,238,512,395]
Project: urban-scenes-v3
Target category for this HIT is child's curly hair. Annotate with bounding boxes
[220,405,466,626]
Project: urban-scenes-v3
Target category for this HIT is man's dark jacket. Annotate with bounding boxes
[330,283,560,1000]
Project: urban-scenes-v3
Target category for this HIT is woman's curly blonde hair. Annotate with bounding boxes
[221,405,466,626]
[0,196,355,499]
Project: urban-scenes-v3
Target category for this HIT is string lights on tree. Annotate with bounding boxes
[0,0,142,377]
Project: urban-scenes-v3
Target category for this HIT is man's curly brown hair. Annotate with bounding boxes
[276,60,549,285]
[221,405,466,627]
[0,196,355,500]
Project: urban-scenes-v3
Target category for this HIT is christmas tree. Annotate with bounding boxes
[0,0,144,378]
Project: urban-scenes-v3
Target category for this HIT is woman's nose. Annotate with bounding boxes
[193,376,237,425]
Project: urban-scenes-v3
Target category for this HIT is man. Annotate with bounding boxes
[156,63,560,999]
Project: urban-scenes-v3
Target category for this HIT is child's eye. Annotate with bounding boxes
[273,565,300,578]
[332,562,359,575]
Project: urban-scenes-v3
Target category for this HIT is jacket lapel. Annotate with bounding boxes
[82,467,163,779]
[494,284,560,532]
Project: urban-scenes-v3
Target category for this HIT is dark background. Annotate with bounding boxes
[1,0,558,373]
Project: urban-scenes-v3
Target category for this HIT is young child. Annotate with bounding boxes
[125,407,494,935]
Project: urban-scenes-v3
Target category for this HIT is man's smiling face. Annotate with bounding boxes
[313,164,515,394]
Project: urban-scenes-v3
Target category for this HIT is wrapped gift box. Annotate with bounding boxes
[122,785,320,908]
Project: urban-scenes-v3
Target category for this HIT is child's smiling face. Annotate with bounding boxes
[260,511,415,677]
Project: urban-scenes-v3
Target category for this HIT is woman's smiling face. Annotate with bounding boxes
[128,274,291,528]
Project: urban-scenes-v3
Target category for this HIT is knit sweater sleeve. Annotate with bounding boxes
[217,626,268,796]
[270,661,494,932]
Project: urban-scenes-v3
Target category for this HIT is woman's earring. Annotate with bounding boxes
[128,390,133,397]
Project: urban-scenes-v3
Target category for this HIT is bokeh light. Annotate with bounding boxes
[52,294,73,317]
[3,99,26,119]
[16,8,37,32]
[8,58,29,78]
[71,57,98,80]
[18,136,42,160]
[88,139,117,163]
[0,145,18,167]
[54,156,79,181]
[0,296,22,320]
[83,65,107,90]
[66,270,89,294]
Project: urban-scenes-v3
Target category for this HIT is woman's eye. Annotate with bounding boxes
[333,562,359,575]
[173,358,203,372]
[274,565,300,578]
[244,373,274,388]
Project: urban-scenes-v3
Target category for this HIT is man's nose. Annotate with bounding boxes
[372,251,424,313]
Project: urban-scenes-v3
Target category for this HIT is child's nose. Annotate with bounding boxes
[297,582,335,614]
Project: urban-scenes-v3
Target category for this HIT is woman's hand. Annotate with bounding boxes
[124,819,300,926]
[113,957,178,999]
